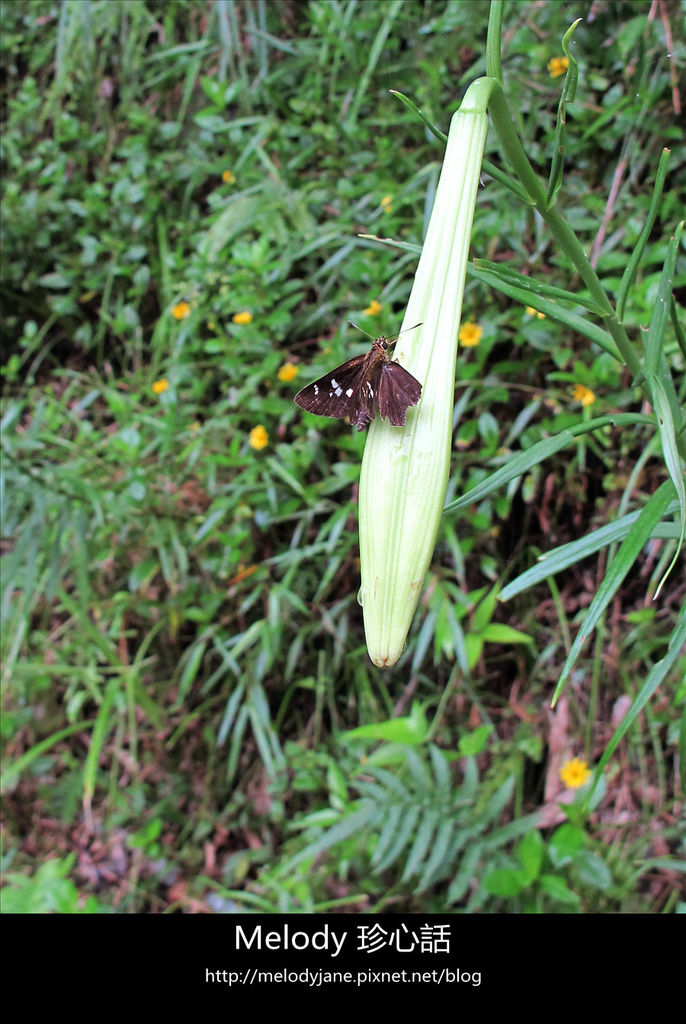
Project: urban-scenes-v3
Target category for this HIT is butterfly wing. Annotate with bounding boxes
[377,361,422,426]
[351,360,382,430]
[294,354,367,421]
[294,339,420,430]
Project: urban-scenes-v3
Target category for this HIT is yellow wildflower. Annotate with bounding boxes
[548,56,569,79]
[572,384,596,407]
[560,757,592,789]
[249,424,268,450]
[232,311,253,325]
[222,170,236,184]
[152,378,169,395]
[364,299,382,316]
[172,301,191,320]
[458,321,482,347]
[380,195,393,212]
[278,362,298,383]
[525,306,546,319]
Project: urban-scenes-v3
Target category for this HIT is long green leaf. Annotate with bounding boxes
[645,371,685,595]
[389,89,447,143]
[585,603,686,806]
[472,267,621,360]
[473,258,608,316]
[500,500,680,601]
[83,677,119,804]
[617,149,671,322]
[551,480,676,704]
[1,720,95,791]
[546,19,581,206]
[278,804,377,874]
[445,414,654,515]
[372,804,421,874]
[644,221,682,376]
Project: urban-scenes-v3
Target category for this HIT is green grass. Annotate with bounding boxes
[1,0,684,915]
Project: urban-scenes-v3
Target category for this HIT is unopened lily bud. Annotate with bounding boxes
[359,88,489,667]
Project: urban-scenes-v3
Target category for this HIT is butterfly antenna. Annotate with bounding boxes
[386,322,423,345]
[348,320,375,341]
[349,320,423,344]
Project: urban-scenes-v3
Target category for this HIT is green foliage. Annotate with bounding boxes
[1,856,109,913]
[280,744,540,908]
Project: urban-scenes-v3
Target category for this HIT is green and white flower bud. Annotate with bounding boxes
[359,86,489,667]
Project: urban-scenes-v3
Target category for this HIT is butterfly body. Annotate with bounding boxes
[294,335,422,431]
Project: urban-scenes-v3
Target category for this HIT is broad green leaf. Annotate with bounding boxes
[340,702,428,745]
[539,874,580,905]
[517,829,544,881]
[483,867,528,897]
[548,823,585,867]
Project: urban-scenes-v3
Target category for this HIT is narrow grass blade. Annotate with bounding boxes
[646,370,685,595]
[645,221,682,376]
[546,19,581,206]
[617,149,671,323]
[551,479,677,705]
[389,89,447,143]
[500,500,680,601]
[83,677,119,806]
[584,602,686,806]
[345,0,404,129]
[444,414,654,515]
[471,266,621,360]
[473,258,608,316]
[1,720,95,791]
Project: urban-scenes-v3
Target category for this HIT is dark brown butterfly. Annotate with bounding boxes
[294,323,422,431]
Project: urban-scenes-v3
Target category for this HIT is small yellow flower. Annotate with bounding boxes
[458,321,483,347]
[152,378,169,395]
[222,170,236,184]
[232,311,253,325]
[380,195,393,212]
[560,756,592,789]
[172,301,191,320]
[207,320,215,331]
[364,299,382,316]
[249,424,268,450]
[525,305,546,319]
[572,384,596,407]
[548,56,569,79]
[278,362,298,383]
[190,421,201,431]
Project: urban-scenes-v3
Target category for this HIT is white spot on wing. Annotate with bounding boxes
[346,387,354,397]
[331,378,339,388]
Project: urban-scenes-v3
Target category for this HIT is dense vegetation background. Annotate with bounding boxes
[1,0,684,914]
